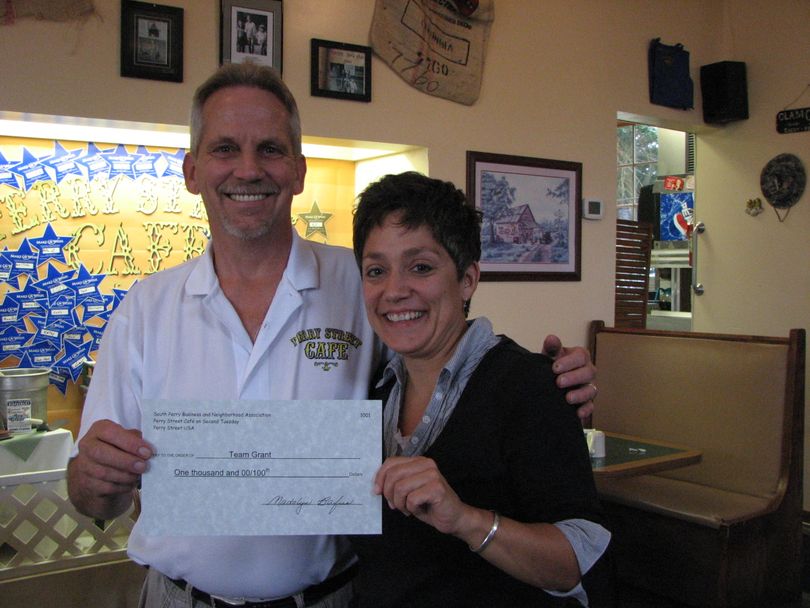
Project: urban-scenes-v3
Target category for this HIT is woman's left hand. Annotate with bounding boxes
[373,456,469,535]
[373,456,583,591]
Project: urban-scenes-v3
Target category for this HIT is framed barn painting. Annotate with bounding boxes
[466,151,582,281]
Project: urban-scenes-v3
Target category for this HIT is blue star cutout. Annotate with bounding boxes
[62,324,88,347]
[49,368,70,394]
[80,293,108,322]
[133,145,161,179]
[86,293,117,324]
[4,279,49,318]
[18,340,59,369]
[0,150,21,190]
[111,286,131,310]
[0,297,26,333]
[76,142,112,181]
[0,325,31,362]
[29,224,73,266]
[5,239,39,283]
[33,317,74,348]
[24,313,48,339]
[159,148,186,179]
[85,323,106,354]
[104,144,140,180]
[46,292,80,327]
[54,338,93,383]
[30,262,77,303]
[9,148,51,191]
[0,250,13,283]
[40,142,84,184]
[64,264,105,305]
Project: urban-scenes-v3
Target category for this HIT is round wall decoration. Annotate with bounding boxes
[760,153,806,220]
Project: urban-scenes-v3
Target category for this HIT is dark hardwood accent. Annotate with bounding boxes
[614,220,653,328]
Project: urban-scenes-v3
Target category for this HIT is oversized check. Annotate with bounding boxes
[140,399,382,536]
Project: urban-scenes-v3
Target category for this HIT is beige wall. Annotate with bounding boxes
[1,1,808,500]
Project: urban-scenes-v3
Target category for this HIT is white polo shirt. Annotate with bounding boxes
[75,230,382,599]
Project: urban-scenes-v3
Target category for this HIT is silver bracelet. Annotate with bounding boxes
[470,511,500,553]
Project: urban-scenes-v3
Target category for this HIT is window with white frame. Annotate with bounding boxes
[616,123,659,220]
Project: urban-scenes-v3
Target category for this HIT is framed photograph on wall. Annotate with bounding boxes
[310,38,372,102]
[466,151,582,281]
[220,0,282,73]
[120,1,184,82]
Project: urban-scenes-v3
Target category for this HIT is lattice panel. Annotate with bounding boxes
[0,469,136,580]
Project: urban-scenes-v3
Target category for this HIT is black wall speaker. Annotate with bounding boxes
[700,61,748,124]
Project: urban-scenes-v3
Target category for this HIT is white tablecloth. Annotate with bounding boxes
[0,428,73,475]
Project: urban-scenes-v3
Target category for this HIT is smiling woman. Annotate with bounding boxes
[348,172,612,608]
[359,217,476,369]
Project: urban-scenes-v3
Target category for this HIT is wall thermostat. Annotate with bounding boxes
[583,199,604,220]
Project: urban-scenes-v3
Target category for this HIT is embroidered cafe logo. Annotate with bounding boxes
[289,327,362,371]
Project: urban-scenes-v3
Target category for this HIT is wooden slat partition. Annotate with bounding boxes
[614,219,653,328]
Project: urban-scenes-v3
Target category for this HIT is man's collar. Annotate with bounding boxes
[184,230,320,296]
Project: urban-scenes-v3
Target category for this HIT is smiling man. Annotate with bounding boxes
[67,62,597,608]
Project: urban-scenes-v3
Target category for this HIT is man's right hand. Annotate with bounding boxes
[67,419,153,520]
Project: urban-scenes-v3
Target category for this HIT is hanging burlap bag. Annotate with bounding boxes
[1,0,95,24]
[370,0,494,105]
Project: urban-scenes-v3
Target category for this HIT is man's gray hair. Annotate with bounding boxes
[189,62,302,157]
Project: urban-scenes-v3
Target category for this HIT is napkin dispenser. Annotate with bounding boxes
[584,429,606,458]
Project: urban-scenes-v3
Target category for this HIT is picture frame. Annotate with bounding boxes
[120,1,184,83]
[310,38,372,102]
[220,0,282,73]
[466,151,582,281]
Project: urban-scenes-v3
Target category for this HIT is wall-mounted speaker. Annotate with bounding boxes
[700,61,748,124]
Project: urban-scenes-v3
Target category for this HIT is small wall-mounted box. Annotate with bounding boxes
[583,199,604,220]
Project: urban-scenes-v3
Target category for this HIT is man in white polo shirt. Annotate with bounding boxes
[67,63,597,608]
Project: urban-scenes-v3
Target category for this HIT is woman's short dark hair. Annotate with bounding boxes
[353,171,482,279]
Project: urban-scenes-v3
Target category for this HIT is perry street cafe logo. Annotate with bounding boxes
[289,327,362,371]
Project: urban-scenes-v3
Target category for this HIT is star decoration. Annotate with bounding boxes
[0,298,26,333]
[5,239,39,283]
[159,148,186,179]
[79,293,108,322]
[0,150,21,190]
[40,142,84,184]
[0,251,13,283]
[18,340,59,368]
[76,142,112,181]
[31,262,76,301]
[84,323,107,352]
[64,264,106,305]
[133,145,161,179]
[4,278,49,318]
[297,201,332,239]
[34,317,74,348]
[103,144,140,180]
[0,224,123,393]
[30,224,73,266]
[9,148,51,191]
[0,325,30,362]
[55,339,94,383]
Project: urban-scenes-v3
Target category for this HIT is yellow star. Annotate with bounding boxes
[297,201,332,238]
